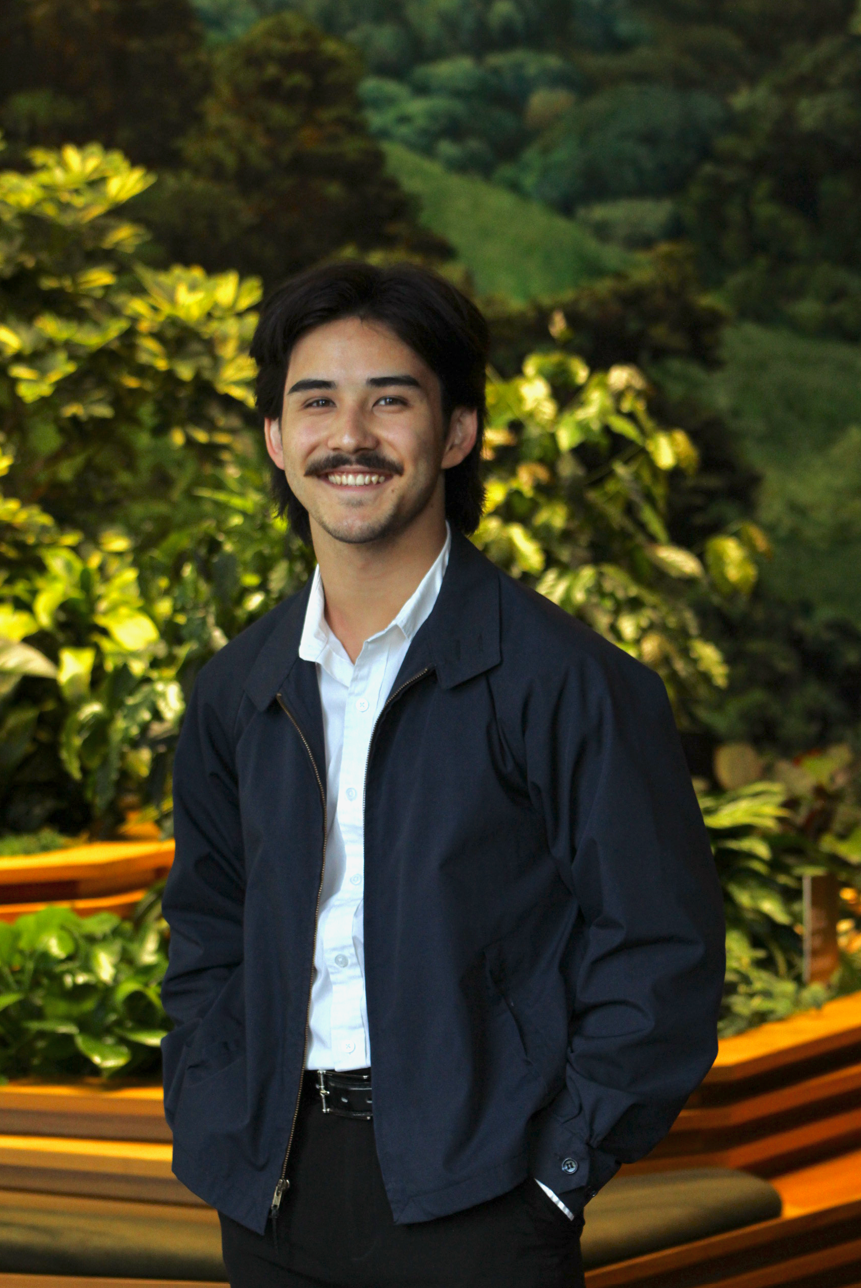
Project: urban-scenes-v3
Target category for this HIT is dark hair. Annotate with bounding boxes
[249,261,489,543]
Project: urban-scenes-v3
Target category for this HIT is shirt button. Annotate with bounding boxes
[356,698,369,712]
[341,1040,355,1054]
[350,873,362,886]
[561,1158,578,1175]
[334,954,349,968]
[345,787,357,801]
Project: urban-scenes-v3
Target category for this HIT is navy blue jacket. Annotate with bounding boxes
[161,532,725,1233]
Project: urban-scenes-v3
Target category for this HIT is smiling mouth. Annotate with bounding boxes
[323,471,390,488]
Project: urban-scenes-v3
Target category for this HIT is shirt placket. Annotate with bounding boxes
[324,637,390,1069]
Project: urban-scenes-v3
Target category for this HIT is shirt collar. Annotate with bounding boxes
[298,524,452,668]
[243,530,501,713]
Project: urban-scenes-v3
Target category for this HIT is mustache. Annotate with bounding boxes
[304,451,403,478]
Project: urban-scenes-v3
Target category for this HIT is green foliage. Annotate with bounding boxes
[591,1,856,94]
[361,52,579,179]
[577,197,682,250]
[208,0,594,68]
[0,0,208,169]
[721,928,830,1037]
[0,135,756,835]
[502,84,726,215]
[0,142,259,533]
[651,320,861,755]
[699,596,861,756]
[483,243,728,375]
[474,348,765,709]
[0,3,438,289]
[136,11,437,283]
[0,830,74,856]
[383,143,628,303]
[664,320,861,625]
[0,900,170,1080]
[686,35,861,339]
[701,749,861,1035]
[0,142,313,836]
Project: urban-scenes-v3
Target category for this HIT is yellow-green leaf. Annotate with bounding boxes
[57,647,96,700]
[706,535,758,596]
[0,607,38,642]
[96,609,159,651]
[647,544,705,579]
[0,638,57,678]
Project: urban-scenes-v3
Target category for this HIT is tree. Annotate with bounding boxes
[686,33,861,337]
[0,0,208,168]
[506,82,726,213]
[139,11,445,282]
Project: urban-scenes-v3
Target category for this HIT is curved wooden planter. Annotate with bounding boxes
[0,841,175,922]
[0,997,859,1286]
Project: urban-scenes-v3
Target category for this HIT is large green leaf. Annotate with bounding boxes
[122,1028,169,1047]
[74,1034,132,1071]
[0,639,57,678]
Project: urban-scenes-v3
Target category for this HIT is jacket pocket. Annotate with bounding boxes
[171,1039,249,1162]
[483,953,550,1100]
[185,1032,245,1084]
[161,1019,201,1128]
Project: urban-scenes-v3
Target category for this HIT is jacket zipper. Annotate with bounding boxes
[269,666,431,1220]
[362,668,432,816]
[271,693,328,1220]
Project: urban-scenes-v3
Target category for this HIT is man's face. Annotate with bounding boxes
[264,316,476,546]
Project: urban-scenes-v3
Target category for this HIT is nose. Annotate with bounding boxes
[326,400,378,454]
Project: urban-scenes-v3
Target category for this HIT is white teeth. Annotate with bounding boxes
[326,472,385,486]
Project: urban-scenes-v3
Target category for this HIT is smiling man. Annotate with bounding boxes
[160,262,725,1288]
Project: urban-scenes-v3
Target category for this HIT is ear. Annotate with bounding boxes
[264,417,284,469]
[441,407,478,470]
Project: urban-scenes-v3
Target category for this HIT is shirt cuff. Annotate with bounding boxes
[536,1179,575,1220]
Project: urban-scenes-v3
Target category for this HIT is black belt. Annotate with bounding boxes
[304,1068,372,1119]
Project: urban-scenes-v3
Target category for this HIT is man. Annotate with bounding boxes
[161,262,725,1288]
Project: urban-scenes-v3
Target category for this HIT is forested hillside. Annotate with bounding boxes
[187,0,861,335]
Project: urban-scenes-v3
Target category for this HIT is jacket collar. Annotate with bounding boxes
[243,530,501,715]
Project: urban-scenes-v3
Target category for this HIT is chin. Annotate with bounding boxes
[315,510,405,546]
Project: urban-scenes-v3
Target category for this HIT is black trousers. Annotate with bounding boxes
[220,1084,586,1288]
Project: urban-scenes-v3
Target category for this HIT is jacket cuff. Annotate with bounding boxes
[527,1086,620,1211]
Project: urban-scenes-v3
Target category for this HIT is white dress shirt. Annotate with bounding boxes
[299,527,451,1072]
[297,524,573,1220]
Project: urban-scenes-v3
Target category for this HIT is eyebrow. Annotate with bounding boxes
[286,374,422,395]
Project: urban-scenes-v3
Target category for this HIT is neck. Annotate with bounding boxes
[311,505,448,663]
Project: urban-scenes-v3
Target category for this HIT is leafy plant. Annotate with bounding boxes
[0,900,170,1080]
[0,830,76,856]
[699,748,861,1035]
[0,141,315,836]
[476,345,767,711]
[0,437,314,836]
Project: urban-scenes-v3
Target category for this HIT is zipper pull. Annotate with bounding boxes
[270,1177,289,1219]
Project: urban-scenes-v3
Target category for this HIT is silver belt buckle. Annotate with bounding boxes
[316,1069,331,1114]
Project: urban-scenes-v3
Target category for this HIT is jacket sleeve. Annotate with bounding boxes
[159,675,246,1121]
[524,651,725,1211]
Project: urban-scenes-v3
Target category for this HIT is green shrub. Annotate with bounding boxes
[506,84,727,215]
[0,899,170,1080]
[577,197,682,250]
[701,747,861,1036]
[685,34,861,340]
[0,830,75,856]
